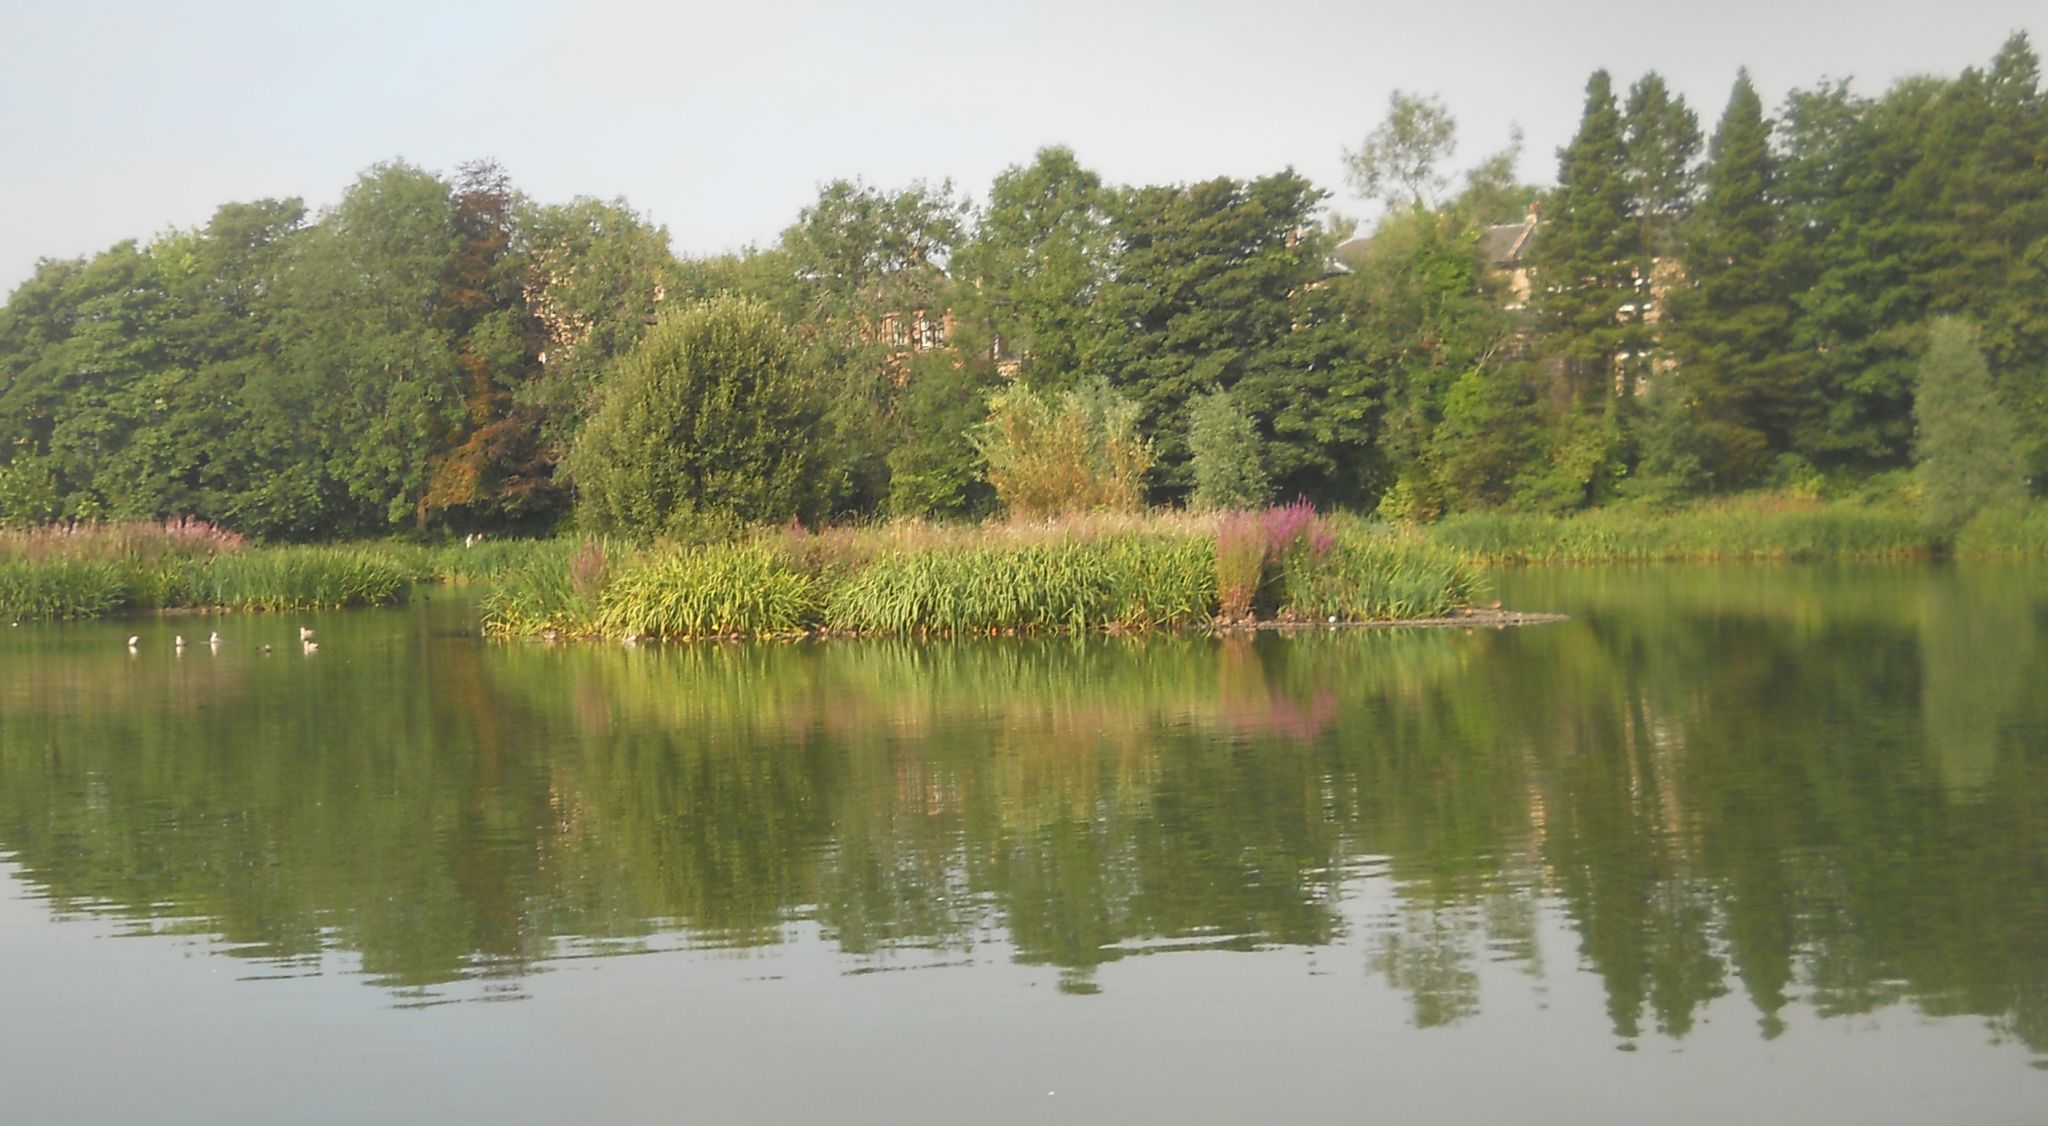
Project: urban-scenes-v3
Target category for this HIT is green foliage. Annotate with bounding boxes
[824,536,1215,635]
[1621,73,1701,256]
[0,541,404,620]
[1781,34,2048,477]
[1281,520,1482,621]
[975,379,1153,518]
[1188,389,1270,511]
[1094,170,1341,500]
[568,296,824,538]
[1212,512,1268,621]
[479,511,1486,639]
[1536,70,1640,400]
[884,351,998,520]
[1345,90,1459,208]
[1953,500,2048,556]
[1914,318,2027,532]
[1661,71,1804,490]
[0,559,127,620]
[950,147,1114,387]
[1430,495,1930,563]
[595,543,818,639]
[1346,207,1525,513]
[281,161,465,532]
[774,177,971,516]
[180,548,407,611]
[0,458,63,527]
[477,540,603,636]
[1,39,2042,536]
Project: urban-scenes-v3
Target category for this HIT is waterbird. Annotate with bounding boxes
[299,626,315,642]
[175,635,187,649]
[208,631,222,646]
[302,640,319,654]
[127,635,140,649]
[259,644,272,655]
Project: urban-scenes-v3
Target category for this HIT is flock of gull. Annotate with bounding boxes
[125,626,319,655]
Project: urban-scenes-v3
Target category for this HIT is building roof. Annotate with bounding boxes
[1478,214,1538,267]
[1326,211,1537,275]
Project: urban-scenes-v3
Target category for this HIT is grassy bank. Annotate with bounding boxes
[481,508,1484,640]
[1427,497,1929,564]
[1427,495,2048,565]
[0,521,409,621]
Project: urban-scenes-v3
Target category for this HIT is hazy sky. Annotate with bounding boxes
[1,1,2038,296]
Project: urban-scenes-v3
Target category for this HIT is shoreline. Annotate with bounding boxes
[509,605,1569,644]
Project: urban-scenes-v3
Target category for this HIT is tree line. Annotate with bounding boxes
[1,34,2041,539]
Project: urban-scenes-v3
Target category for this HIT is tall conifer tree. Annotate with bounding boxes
[1622,73,1702,257]
[1536,71,1637,402]
[1662,70,1805,488]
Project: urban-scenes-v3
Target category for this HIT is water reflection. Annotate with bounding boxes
[1,564,2045,1055]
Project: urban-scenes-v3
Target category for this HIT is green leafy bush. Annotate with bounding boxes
[567,296,825,539]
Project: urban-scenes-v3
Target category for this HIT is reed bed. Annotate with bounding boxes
[0,559,128,620]
[1283,521,1483,621]
[822,535,1215,636]
[484,507,1480,640]
[0,517,245,565]
[597,544,818,638]
[477,541,607,636]
[181,548,408,611]
[1429,498,1932,564]
[1953,502,2048,557]
[0,520,408,620]
[391,537,584,586]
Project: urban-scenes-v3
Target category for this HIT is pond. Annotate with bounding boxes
[2,563,2044,1123]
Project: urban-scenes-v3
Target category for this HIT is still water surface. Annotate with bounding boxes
[1,564,2044,1123]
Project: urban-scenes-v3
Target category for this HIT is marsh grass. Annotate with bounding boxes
[1954,502,2048,557]
[0,518,245,565]
[1282,520,1482,621]
[0,521,406,620]
[478,541,604,636]
[190,548,407,611]
[0,559,128,620]
[596,544,817,638]
[486,510,1477,639]
[1430,497,1931,564]
[823,535,1215,635]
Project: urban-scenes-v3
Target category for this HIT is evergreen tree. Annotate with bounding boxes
[1535,71,1638,403]
[1915,317,2025,531]
[1783,34,2048,478]
[1095,171,1340,501]
[1622,73,1702,257]
[1660,70,1805,489]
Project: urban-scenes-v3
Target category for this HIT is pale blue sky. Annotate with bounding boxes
[1,0,2038,296]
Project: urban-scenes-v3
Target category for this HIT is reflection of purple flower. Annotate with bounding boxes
[1217,687,1340,743]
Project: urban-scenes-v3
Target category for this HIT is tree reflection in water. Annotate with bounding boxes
[0,562,2043,1053]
